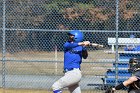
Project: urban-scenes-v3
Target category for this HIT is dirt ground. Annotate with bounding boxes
[0,88,51,93]
[0,88,127,93]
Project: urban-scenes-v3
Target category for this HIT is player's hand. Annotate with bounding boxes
[105,88,114,93]
[78,41,90,46]
[83,41,90,46]
[78,42,85,46]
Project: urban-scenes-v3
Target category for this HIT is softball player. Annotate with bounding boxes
[52,30,90,93]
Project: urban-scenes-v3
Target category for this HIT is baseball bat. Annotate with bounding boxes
[90,43,104,48]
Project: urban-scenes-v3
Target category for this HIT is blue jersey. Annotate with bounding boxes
[63,41,86,69]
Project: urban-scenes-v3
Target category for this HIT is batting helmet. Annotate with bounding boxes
[68,30,84,42]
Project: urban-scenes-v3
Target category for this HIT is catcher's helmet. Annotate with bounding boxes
[68,30,84,42]
[128,58,140,72]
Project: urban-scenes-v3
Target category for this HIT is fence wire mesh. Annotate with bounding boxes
[0,0,140,93]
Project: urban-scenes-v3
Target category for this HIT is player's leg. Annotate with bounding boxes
[52,80,62,93]
[68,83,81,93]
[52,69,82,93]
[52,89,62,93]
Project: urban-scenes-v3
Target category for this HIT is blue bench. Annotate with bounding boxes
[106,70,131,77]
[113,63,129,68]
[105,78,128,85]
[119,53,140,59]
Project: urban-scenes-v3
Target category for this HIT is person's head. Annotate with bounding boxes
[130,34,135,38]
[128,57,140,72]
[68,30,84,42]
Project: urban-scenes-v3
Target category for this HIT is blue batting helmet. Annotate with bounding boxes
[68,30,84,42]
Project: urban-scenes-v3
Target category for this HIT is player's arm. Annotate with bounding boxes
[64,42,79,49]
[81,41,90,59]
[82,47,88,59]
[64,41,87,49]
[105,76,138,93]
[82,50,88,59]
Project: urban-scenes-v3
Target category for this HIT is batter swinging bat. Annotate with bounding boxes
[90,43,104,48]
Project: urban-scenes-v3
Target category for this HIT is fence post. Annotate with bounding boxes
[55,45,58,75]
[2,0,6,90]
[115,0,119,86]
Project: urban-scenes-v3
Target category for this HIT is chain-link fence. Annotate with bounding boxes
[0,0,140,93]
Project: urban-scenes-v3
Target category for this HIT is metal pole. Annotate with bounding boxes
[55,45,58,75]
[2,0,6,89]
[115,0,119,86]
